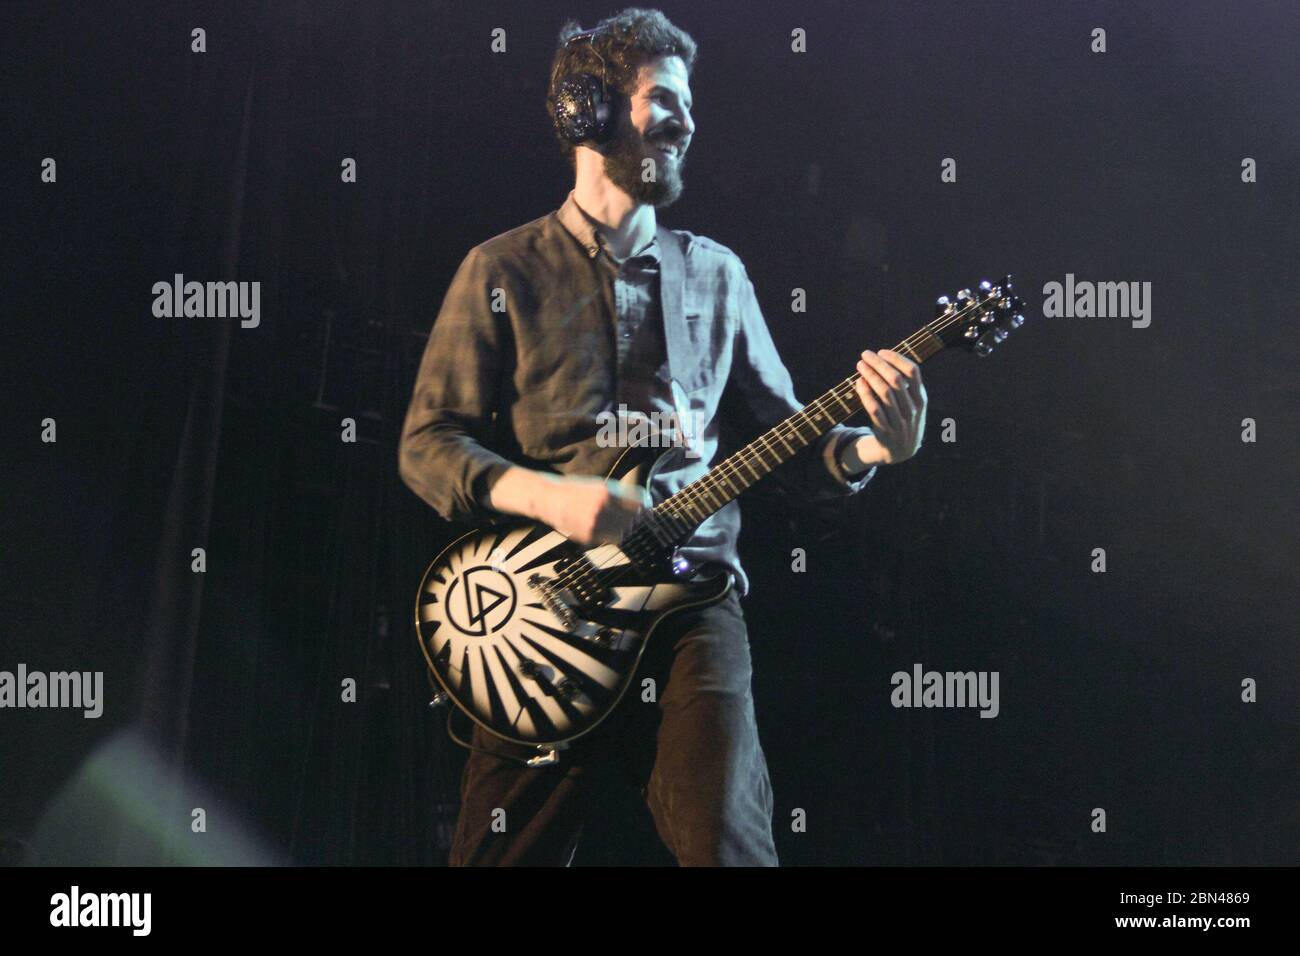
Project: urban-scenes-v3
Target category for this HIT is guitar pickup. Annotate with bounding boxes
[549,557,612,609]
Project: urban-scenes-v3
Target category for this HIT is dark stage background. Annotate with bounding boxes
[3,0,1297,866]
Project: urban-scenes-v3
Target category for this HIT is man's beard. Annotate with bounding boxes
[602,127,686,207]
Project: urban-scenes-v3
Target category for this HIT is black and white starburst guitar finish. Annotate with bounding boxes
[415,277,1026,761]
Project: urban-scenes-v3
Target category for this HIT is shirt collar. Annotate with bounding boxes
[557,190,661,267]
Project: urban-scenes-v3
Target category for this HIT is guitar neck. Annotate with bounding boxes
[651,328,947,539]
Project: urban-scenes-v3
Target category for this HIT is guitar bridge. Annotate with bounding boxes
[529,574,577,628]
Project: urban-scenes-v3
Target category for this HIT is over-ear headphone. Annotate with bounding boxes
[550,29,617,147]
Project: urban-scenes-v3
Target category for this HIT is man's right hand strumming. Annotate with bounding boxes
[488,467,650,547]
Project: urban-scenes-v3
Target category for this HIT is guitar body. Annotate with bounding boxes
[414,442,733,749]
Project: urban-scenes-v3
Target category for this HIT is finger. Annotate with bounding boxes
[860,349,911,397]
[879,349,928,404]
[856,367,903,432]
[854,377,893,434]
[881,368,918,418]
[877,348,919,379]
[862,350,917,419]
[856,358,903,431]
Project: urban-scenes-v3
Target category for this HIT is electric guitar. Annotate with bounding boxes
[414,277,1026,761]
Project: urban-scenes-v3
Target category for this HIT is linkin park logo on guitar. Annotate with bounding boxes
[444,565,518,637]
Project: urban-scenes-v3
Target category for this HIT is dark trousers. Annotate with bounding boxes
[448,589,779,866]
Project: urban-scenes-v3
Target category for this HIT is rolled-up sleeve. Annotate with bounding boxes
[722,262,876,500]
[398,248,516,524]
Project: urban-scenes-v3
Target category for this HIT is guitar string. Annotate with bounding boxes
[545,290,1013,597]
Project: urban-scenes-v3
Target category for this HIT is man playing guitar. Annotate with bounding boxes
[399,8,926,866]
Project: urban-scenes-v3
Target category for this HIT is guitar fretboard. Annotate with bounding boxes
[648,326,948,541]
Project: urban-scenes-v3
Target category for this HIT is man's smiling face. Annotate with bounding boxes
[602,54,695,206]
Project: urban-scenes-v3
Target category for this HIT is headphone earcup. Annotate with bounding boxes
[553,73,615,146]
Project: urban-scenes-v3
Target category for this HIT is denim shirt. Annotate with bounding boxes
[399,191,876,594]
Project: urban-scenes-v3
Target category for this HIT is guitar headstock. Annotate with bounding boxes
[929,275,1026,358]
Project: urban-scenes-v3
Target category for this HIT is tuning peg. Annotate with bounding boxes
[956,288,972,300]
[974,340,993,357]
[978,279,992,293]
[993,327,1009,342]
[1001,274,1014,291]
[963,325,979,340]
[1009,313,1025,328]
[935,295,952,317]
[979,310,996,325]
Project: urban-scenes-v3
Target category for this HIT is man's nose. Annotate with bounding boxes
[676,106,695,138]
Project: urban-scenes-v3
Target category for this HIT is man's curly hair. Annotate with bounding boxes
[546,8,698,167]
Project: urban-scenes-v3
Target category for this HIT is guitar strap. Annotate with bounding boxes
[654,224,697,456]
[655,223,689,387]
